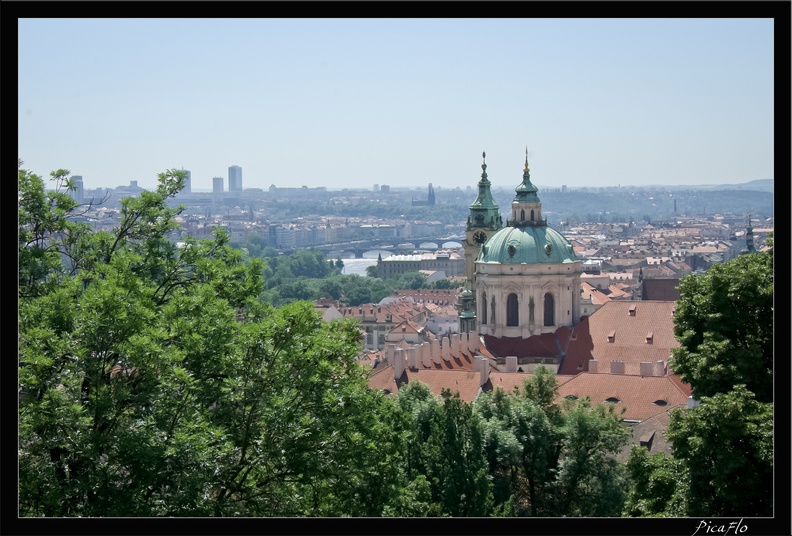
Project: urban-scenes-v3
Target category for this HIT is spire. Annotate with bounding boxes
[515,147,539,199]
[468,150,501,231]
[509,147,544,227]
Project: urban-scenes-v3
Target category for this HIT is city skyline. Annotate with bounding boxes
[18,16,777,192]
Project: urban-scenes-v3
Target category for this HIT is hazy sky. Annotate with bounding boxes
[18,17,775,192]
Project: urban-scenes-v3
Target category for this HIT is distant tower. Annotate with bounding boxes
[70,175,84,204]
[179,169,192,194]
[740,214,757,255]
[228,165,243,192]
[213,176,224,194]
[412,183,436,206]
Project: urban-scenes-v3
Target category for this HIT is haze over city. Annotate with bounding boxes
[18,17,774,192]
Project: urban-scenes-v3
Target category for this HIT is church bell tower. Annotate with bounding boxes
[464,152,502,286]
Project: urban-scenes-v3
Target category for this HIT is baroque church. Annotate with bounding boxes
[461,150,582,342]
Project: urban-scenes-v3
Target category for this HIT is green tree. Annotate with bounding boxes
[474,387,557,516]
[666,386,773,517]
[625,247,774,519]
[18,165,408,517]
[669,251,773,403]
[473,368,630,517]
[395,383,493,516]
[623,445,688,517]
[550,399,630,517]
[392,271,428,290]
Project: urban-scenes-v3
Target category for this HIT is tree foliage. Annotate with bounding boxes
[669,250,773,402]
[666,386,773,517]
[18,164,408,516]
[473,367,630,517]
[394,383,493,516]
[623,446,688,517]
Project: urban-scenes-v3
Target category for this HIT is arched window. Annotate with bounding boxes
[507,293,519,326]
[520,209,525,221]
[481,292,488,325]
[490,297,496,325]
[530,209,535,221]
[544,293,555,326]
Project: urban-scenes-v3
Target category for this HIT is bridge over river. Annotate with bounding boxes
[280,236,464,258]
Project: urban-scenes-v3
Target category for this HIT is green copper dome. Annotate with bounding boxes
[477,226,577,264]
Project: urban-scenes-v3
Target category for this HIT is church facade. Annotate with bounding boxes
[464,150,582,339]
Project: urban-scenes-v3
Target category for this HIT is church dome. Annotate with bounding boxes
[477,225,577,265]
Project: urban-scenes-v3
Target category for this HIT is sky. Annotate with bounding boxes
[18,17,776,192]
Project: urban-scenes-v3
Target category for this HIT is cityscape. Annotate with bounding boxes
[16,13,780,529]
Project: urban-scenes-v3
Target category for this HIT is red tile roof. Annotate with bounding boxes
[368,365,484,403]
[556,373,690,421]
[640,278,681,301]
[369,367,691,422]
[559,301,679,375]
[482,329,565,359]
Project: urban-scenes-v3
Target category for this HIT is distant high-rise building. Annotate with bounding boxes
[381,185,390,194]
[70,175,84,204]
[228,165,243,192]
[179,169,192,194]
[213,176,224,193]
[373,184,380,192]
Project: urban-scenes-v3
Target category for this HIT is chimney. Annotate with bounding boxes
[451,333,461,356]
[610,360,625,374]
[639,362,653,377]
[478,356,490,386]
[441,338,451,361]
[408,347,418,369]
[431,339,442,364]
[394,348,405,380]
[655,360,666,376]
[468,331,479,353]
[687,395,700,409]
[588,359,598,373]
[386,344,395,366]
[506,356,518,373]
[421,342,432,367]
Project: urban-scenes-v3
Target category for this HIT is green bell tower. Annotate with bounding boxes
[464,151,502,286]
